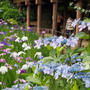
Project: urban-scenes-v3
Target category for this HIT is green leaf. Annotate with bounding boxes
[46,45,53,50]
[32,66,36,73]
[39,56,54,64]
[49,49,56,58]
[87,38,90,55]
[26,73,41,85]
[58,45,66,54]
[23,85,29,90]
[56,46,61,53]
[76,32,89,39]
[73,47,86,53]
[69,2,73,6]
[72,81,79,90]
[84,18,90,23]
[83,56,90,62]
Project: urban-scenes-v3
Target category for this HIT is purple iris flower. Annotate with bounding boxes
[1,39,11,46]
[23,28,27,31]
[30,58,37,63]
[13,25,17,28]
[0,32,6,35]
[20,69,26,73]
[9,38,16,41]
[3,32,7,35]
[28,29,33,32]
[0,46,3,48]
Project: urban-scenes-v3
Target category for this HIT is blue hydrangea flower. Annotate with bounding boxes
[33,86,48,90]
[82,78,90,88]
[68,63,84,72]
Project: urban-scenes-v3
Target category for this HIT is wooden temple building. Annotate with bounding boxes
[13,0,89,35]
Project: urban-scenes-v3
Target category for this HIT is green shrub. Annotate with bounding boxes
[0,0,23,24]
[7,18,18,25]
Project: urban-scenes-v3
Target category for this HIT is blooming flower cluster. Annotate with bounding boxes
[10,51,25,58]
[33,86,48,90]
[22,43,31,51]
[15,36,28,43]
[63,55,82,64]
[2,83,31,90]
[14,36,31,51]
[0,66,8,74]
[0,19,89,90]
[0,32,7,35]
[72,18,90,31]
[26,60,90,88]
[34,52,43,60]
[34,36,78,49]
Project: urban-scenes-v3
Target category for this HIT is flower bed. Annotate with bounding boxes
[0,19,90,90]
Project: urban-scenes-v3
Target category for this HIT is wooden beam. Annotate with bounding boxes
[13,0,25,3]
[52,3,58,35]
[76,0,82,34]
[25,0,30,5]
[50,0,59,3]
[37,4,42,34]
[35,0,42,4]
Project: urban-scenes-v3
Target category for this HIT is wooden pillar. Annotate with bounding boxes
[76,0,82,34]
[25,0,30,29]
[37,4,41,34]
[27,4,30,29]
[52,2,58,35]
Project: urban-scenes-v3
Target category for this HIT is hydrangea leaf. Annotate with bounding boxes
[72,81,79,90]
[84,18,90,23]
[26,74,41,85]
[39,56,54,64]
[76,32,89,39]
[22,85,29,90]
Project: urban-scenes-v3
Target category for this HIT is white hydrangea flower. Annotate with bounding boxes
[22,36,28,41]
[0,66,8,74]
